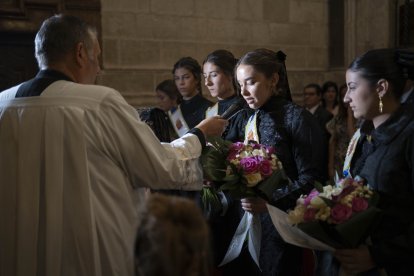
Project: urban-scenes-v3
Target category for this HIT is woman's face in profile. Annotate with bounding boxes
[174,67,199,99]
[236,64,276,109]
[203,62,234,100]
[344,70,378,120]
[156,90,176,112]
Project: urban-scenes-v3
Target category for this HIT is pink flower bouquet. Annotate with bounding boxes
[201,137,289,201]
[287,178,381,248]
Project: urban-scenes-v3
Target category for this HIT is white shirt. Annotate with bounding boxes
[306,103,320,114]
[0,80,203,276]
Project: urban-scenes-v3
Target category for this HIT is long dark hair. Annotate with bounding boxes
[348,48,414,100]
[236,48,292,101]
[156,79,182,104]
[321,81,339,108]
[203,49,238,92]
[172,57,202,93]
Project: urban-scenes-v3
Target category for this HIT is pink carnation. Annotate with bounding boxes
[303,189,320,206]
[240,157,260,174]
[303,208,317,222]
[352,197,368,212]
[259,159,273,177]
[331,204,353,224]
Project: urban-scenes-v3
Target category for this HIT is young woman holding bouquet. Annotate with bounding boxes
[220,49,327,276]
[330,48,414,275]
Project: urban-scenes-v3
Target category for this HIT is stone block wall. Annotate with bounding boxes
[97,0,394,107]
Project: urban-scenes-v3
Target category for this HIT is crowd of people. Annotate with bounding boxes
[1,13,414,276]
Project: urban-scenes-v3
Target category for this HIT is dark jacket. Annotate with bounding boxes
[139,107,177,142]
[221,95,326,276]
[180,93,212,129]
[358,106,414,276]
[313,105,334,136]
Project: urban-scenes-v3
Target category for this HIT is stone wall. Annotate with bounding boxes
[98,0,397,107]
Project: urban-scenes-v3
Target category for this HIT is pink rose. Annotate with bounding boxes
[227,142,244,161]
[303,189,320,206]
[259,159,273,177]
[230,142,244,152]
[240,157,260,174]
[331,204,353,224]
[352,197,368,212]
[303,208,317,222]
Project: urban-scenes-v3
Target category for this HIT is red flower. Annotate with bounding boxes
[352,197,369,212]
[259,159,273,177]
[303,208,317,222]
[331,204,353,224]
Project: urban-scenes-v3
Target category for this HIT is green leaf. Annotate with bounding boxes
[319,196,334,208]
[256,169,290,201]
[222,174,240,183]
[220,181,241,191]
[335,207,382,248]
[201,146,227,181]
[314,181,324,192]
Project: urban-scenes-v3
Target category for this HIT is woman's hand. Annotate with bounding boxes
[241,197,268,214]
[334,245,376,274]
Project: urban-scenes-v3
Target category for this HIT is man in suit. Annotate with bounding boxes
[303,83,332,181]
[303,83,333,137]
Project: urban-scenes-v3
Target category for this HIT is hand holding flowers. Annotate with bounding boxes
[201,137,290,268]
[287,177,381,249]
[201,137,289,201]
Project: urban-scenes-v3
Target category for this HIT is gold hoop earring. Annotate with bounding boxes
[379,96,383,113]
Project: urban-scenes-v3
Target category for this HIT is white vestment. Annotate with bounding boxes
[0,81,204,276]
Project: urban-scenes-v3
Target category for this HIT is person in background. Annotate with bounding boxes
[222,49,326,276]
[332,48,414,275]
[303,83,332,180]
[140,79,181,142]
[171,57,213,136]
[326,83,356,180]
[156,79,182,113]
[321,81,339,116]
[203,49,248,140]
[135,193,212,276]
[303,83,334,137]
[0,14,227,276]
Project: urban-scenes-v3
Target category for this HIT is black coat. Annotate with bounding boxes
[357,106,414,276]
[220,95,326,276]
[180,93,212,128]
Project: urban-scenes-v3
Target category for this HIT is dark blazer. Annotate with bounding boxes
[313,105,334,138]
[357,106,414,276]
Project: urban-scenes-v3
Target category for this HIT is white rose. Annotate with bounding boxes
[310,196,326,208]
